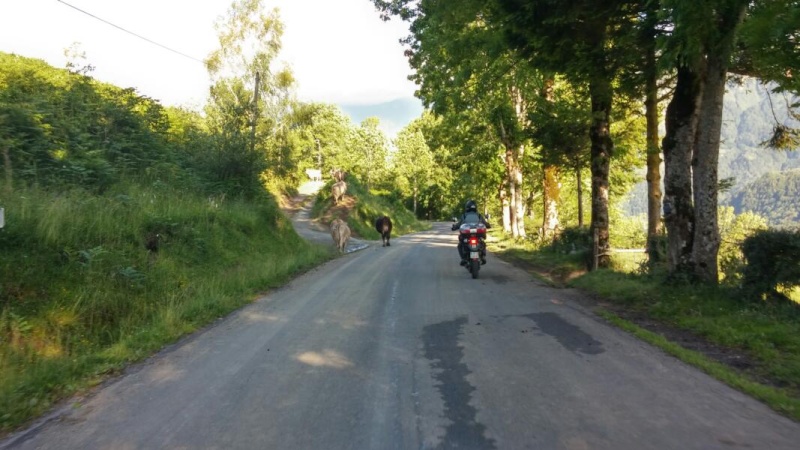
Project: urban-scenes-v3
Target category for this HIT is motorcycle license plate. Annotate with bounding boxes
[470,251,479,259]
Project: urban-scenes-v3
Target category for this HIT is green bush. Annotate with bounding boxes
[718,207,769,284]
[741,229,800,301]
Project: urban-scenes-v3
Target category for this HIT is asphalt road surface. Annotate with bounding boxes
[4,223,800,449]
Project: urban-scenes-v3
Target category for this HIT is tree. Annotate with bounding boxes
[401,111,458,219]
[283,102,355,180]
[392,128,435,215]
[528,76,592,236]
[204,0,295,196]
[374,0,541,238]
[495,0,640,268]
[658,0,751,282]
[352,117,389,191]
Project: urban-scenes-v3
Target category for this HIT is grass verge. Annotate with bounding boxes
[600,311,800,420]
[0,183,331,434]
[488,235,800,422]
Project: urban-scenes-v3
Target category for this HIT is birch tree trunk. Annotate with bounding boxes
[512,86,527,238]
[413,179,418,216]
[500,186,511,234]
[542,165,560,240]
[541,77,559,240]
[512,150,526,238]
[504,147,519,237]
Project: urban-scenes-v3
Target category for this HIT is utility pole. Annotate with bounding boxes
[250,71,260,153]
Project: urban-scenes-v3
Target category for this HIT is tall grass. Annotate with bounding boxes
[0,183,330,432]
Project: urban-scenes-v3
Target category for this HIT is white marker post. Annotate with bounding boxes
[0,207,4,229]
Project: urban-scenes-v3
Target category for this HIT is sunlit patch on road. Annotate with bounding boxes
[295,350,354,369]
[241,311,287,323]
[147,363,185,384]
[313,313,368,330]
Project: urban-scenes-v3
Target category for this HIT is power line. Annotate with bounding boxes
[56,0,206,64]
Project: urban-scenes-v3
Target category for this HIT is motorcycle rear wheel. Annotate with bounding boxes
[470,259,480,279]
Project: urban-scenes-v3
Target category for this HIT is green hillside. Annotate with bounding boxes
[731,169,800,228]
[0,51,338,432]
[312,176,430,239]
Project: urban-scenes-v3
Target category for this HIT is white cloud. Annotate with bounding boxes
[0,0,417,108]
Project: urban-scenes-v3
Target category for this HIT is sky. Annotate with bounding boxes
[0,0,422,134]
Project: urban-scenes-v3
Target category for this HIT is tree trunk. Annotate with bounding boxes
[662,64,703,274]
[576,163,584,228]
[512,86,527,238]
[500,185,511,233]
[541,77,559,241]
[589,79,613,269]
[692,3,747,283]
[413,181,418,216]
[644,32,663,260]
[512,149,526,238]
[499,119,522,238]
[542,165,560,240]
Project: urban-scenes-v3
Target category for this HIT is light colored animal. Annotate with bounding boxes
[305,168,322,182]
[330,169,346,182]
[331,180,347,205]
[330,218,351,253]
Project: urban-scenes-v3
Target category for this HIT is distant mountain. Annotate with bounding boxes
[338,97,424,139]
[622,78,800,224]
[730,169,800,229]
[719,79,800,198]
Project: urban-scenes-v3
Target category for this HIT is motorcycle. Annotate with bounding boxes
[456,222,487,279]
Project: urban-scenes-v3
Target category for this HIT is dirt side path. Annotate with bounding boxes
[279,181,369,252]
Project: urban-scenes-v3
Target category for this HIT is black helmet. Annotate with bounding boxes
[464,200,478,213]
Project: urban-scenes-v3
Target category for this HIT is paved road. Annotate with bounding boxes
[4,223,800,449]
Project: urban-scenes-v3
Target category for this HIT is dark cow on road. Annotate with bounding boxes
[375,216,392,247]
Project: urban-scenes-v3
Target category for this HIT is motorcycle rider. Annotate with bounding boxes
[451,200,491,266]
